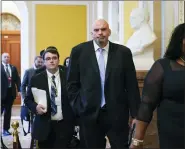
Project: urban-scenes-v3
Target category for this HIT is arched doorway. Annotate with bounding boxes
[1,13,21,75]
[2,1,29,105]
[1,12,21,105]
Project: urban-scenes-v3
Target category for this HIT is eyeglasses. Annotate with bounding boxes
[44,56,58,61]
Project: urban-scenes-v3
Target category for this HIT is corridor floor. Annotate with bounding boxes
[1,106,159,148]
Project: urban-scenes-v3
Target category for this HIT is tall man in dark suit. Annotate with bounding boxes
[1,53,21,136]
[67,19,141,148]
[25,48,74,148]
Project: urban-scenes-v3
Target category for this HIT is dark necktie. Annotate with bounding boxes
[50,75,57,116]
[5,64,11,87]
[5,64,10,77]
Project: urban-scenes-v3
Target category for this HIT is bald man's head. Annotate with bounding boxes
[2,53,10,64]
[92,19,110,29]
[91,19,111,48]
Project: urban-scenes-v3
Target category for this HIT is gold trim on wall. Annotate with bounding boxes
[153,1,162,61]
[0,12,20,22]
[179,1,184,23]
[1,30,20,35]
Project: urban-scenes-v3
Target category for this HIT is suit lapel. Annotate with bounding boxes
[42,71,50,101]
[59,68,66,109]
[59,69,64,97]
[31,68,35,77]
[1,64,8,79]
[10,65,13,77]
[105,42,115,81]
[89,41,100,74]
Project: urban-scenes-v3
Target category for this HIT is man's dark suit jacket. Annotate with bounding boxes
[24,68,74,141]
[1,63,20,101]
[21,67,35,100]
[67,40,140,129]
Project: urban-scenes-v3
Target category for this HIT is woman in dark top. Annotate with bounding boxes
[130,23,185,148]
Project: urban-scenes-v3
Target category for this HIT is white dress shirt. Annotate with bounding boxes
[2,62,12,77]
[46,69,63,121]
[93,40,109,70]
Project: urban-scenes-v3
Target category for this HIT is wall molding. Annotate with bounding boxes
[2,1,21,20]
[31,1,91,59]
[178,1,184,23]
[118,1,124,45]
[13,1,29,81]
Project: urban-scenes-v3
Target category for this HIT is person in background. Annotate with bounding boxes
[25,47,75,148]
[67,19,140,148]
[33,49,47,74]
[63,57,70,67]
[1,53,21,136]
[21,56,43,101]
[130,23,185,149]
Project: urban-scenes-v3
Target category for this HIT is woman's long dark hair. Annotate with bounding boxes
[164,23,185,60]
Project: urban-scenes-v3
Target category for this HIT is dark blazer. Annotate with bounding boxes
[67,41,140,128]
[21,68,36,100]
[1,63,20,100]
[24,67,74,141]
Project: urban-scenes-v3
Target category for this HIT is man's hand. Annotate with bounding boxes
[131,119,137,128]
[36,104,46,115]
[129,118,137,128]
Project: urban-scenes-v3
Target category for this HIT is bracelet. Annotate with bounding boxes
[131,138,144,146]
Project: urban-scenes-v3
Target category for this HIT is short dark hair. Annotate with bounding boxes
[46,46,58,51]
[164,23,185,60]
[34,56,42,61]
[42,46,60,60]
[40,49,45,57]
[63,57,70,66]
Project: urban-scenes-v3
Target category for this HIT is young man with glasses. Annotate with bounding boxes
[25,47,75,148]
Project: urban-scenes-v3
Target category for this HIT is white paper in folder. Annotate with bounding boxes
[31,87,47,112]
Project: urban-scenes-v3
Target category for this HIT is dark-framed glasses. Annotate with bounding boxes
[45,56,58,61]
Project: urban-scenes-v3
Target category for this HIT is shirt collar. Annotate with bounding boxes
[2,62,9,67]
[93,40,109,53]
[46,68,59,78]
[33,64,38,70]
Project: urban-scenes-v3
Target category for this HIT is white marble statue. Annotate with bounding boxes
[126,8,157,70]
